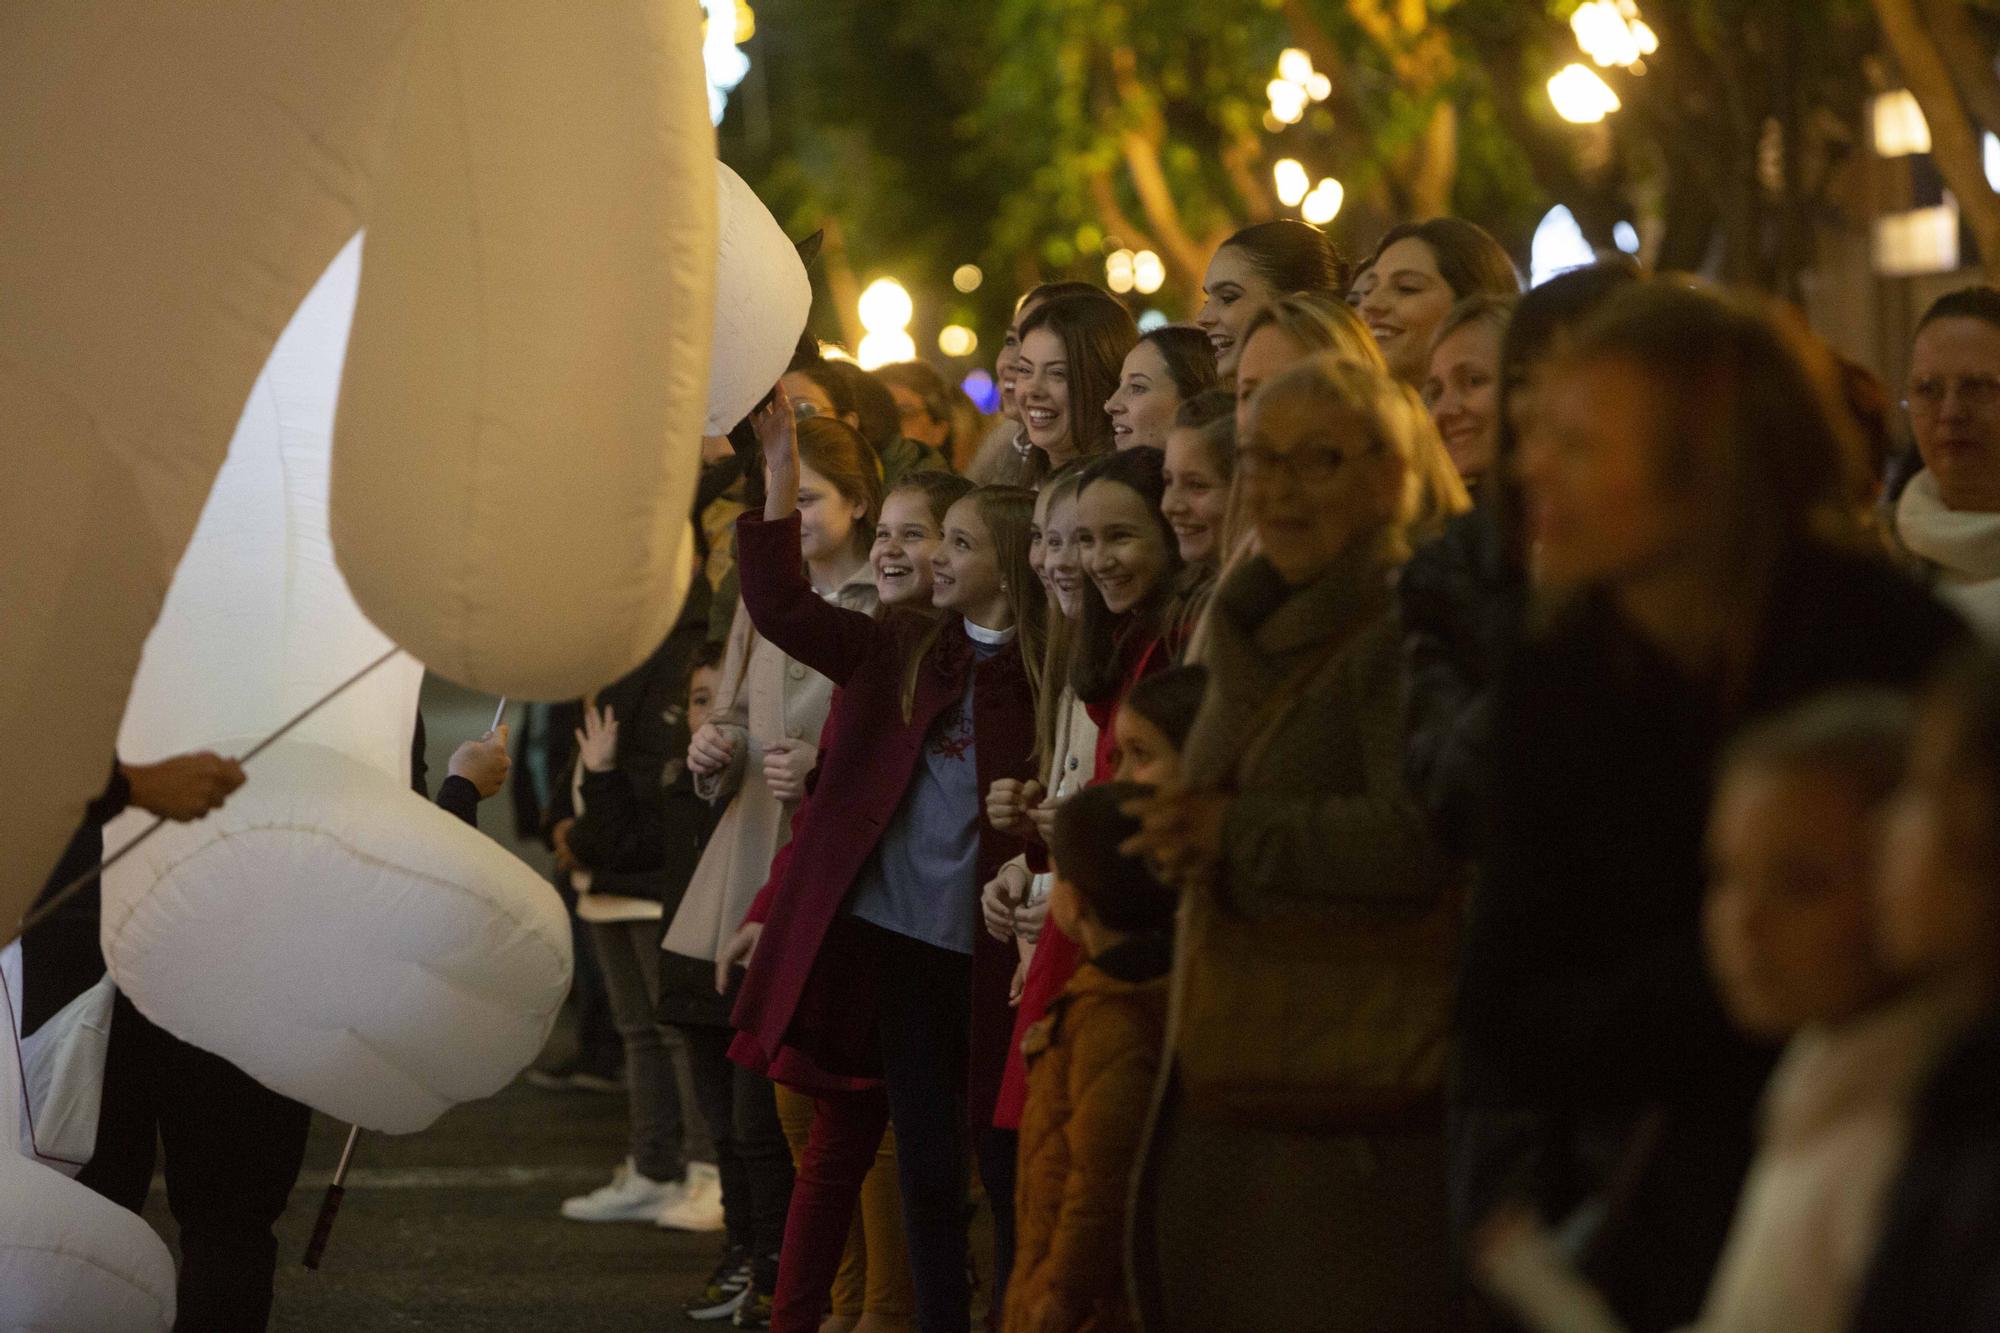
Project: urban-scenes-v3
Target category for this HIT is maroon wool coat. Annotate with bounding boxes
[727,511,1034,1122]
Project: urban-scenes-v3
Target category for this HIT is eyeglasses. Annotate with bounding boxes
[1903,373,2000,415]
[1236,444,1350,485]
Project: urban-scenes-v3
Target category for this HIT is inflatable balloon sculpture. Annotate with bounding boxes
[1,4,808,1327]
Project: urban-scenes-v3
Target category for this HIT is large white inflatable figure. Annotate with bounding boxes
[0,1,717,934]
[1,1016,175,1331]
[100,237,572,1135]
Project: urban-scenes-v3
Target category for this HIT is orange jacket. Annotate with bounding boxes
[1006,935,1170,1333]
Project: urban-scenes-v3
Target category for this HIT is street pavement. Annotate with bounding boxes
[143,1073,724,1331]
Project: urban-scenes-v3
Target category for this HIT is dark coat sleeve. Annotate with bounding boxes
[735,510,884,686]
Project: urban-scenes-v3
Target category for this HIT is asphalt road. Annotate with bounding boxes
[141,1073,726,1331]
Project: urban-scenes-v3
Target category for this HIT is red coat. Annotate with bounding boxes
[727,511,1035,1122]
[993,632,1174,1128]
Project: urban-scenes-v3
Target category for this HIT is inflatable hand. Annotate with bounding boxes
[99,239,571,1134]
[0,1,716,933]
[0,1024,175,1331]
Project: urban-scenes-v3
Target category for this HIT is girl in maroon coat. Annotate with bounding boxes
[730,385,1045,1333]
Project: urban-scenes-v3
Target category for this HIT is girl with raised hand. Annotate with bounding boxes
[728,384,1045,1333]
[727,467,973,1333]
[663,414,884,1319]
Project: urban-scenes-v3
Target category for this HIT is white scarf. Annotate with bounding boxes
[1897,468,2000,642]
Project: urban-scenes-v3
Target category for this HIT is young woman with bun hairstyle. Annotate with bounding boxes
[1195,218,1350,380]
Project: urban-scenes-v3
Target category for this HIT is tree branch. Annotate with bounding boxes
[1917,0,2000,138]
[1106,44,1212,288]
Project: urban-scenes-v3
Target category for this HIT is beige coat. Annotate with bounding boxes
[663,566,877,963]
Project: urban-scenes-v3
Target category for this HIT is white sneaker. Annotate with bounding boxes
[656,1161,726,1232]
[560,1158,681,1223]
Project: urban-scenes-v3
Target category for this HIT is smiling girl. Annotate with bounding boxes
[1105,325,1219,452]
[1195,219,1349,382]
[1358,217,1521,387]
[991,447,1185,1135]
[1015,290,1138,479]
[727,385,1045,1331]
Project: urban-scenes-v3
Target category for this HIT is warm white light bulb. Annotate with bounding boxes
[1548,64,1621,124]
[857,278,913,334]
[1273,159,1310,208]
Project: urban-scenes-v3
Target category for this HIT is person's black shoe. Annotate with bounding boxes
[683,1247,753,1322]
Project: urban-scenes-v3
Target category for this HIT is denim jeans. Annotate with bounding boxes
[588,918,712,1177]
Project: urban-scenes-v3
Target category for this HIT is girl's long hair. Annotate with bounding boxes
[900,486,1047,745]
[1033,460,1092,769]
[1070,447,1184,704]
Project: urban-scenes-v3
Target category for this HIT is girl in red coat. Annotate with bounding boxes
[730,385,1045,1333]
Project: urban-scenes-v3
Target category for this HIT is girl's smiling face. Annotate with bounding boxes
[1015,327,1075,460]
[872,488,945,606]
[1041,489,1087,620]
[1105,340,1182,451]
[1358,237,1455,385]
[1196,245,1279,381]
[1074,478,1171,615]
[1162,426,1229,566]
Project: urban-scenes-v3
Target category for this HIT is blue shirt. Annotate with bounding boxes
[846,621,1013,953]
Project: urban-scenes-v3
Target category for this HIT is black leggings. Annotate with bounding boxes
[678,1022,795,1290]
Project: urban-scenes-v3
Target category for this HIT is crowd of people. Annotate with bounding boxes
[28,206,2000,1333]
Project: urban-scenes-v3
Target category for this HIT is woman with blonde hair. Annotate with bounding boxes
[1127,353,1466,1329]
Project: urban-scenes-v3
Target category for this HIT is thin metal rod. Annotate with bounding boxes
[8,645,405,948]
[490,696,509,733]
[331,1122,362,1183]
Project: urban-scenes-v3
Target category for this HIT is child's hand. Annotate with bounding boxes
[717,921,763,994]
[575,704,618,773]
[761,738,816,804]
[986,777,1046,841]
[1013,890,1049,945]
[688,722,737,777]
[981,862,1031,941]
[1009,957,1028,1006]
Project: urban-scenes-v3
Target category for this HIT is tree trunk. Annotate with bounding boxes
[1874,0,2000,281]
[1917,0,2000,137]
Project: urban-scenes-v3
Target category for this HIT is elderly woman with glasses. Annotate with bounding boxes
[1894,285,2000,642]
[1124,353,1469,1330]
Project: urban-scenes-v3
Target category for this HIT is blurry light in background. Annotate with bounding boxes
[1613,221,1641,255]
[1106,248,1137,294]
[702,0,754,125]
[1306,72,1332,102]
[1530,205,1596,286]
[1273,158,1310,208]
[962,369,1000,414]
[1874,198,1961,277]
[1300,178,1344,226]
[1872,90,1931,157]
[1277,48,1313,85]
[1548,64,1620,124]
[819,342,855,363]
[1136,309,1169,333]
[1571,1,1657,70]
[952,264,984,293]
[1131,250,1166,295]
[858,278,914,334]
[938,325,979,357]
[1988,133,2000,190]
[857,331,917,371]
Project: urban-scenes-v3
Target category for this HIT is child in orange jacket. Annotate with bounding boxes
[1007,782,1176,1333]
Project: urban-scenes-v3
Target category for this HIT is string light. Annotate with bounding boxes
[938,325,978,357]
[1106,249,1137,294]
[1570,0,1657,71]
[952,264,984,293]
[856,278,915,371]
